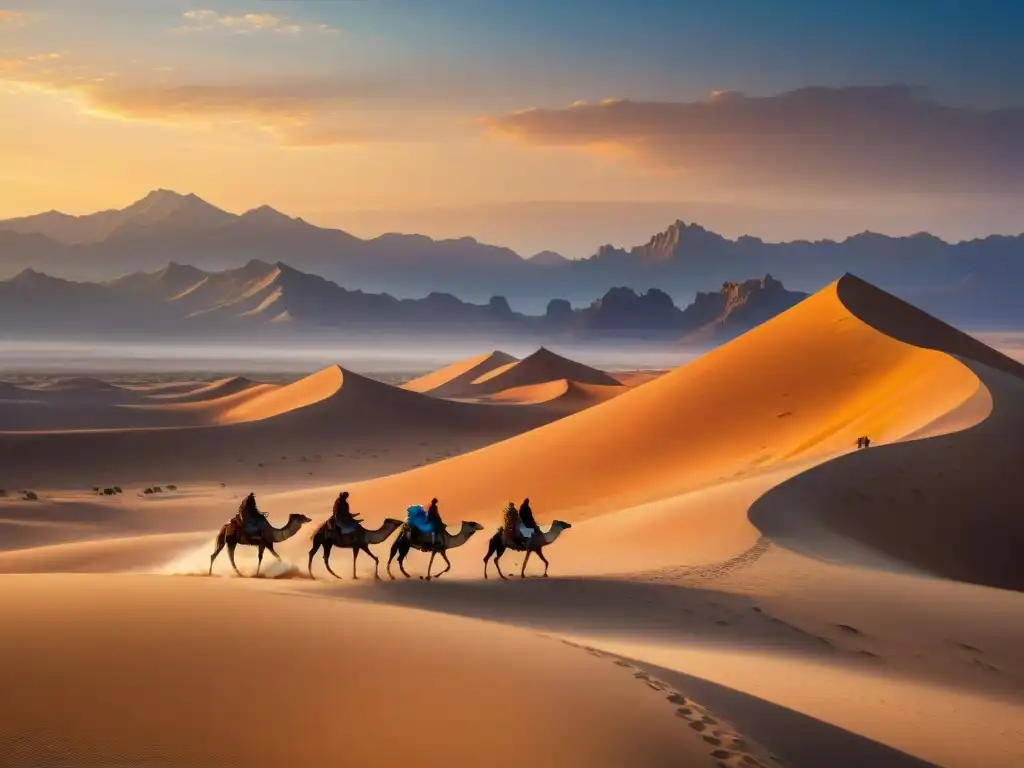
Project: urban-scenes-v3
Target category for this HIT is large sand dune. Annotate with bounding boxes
[297,276,984,529]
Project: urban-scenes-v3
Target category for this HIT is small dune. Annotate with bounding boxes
[402,350,519,398]
[468,347,621,395]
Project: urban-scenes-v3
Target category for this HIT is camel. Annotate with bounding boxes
[307,518,405,579]
[208,512,312,577]
[387,521,484,580]
[483,521,572,579]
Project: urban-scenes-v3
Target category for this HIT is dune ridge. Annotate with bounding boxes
[402,350,519,397]
[468,346,621,395]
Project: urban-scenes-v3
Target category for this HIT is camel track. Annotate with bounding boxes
[636,537,772,584]
[555,637,783,768]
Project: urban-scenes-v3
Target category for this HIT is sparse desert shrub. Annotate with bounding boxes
[23,491,38,501]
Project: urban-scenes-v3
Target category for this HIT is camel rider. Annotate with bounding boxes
[518,497,538,544]
[501,501,519,544]
[332,491,362,534]
[425,498,445,548]
[236,492,267,537]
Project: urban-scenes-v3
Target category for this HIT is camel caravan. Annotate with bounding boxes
[209,492,571,580]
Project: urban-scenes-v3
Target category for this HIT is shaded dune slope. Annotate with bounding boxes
[147,375,264,403]
[402,350,518,398]
[333,276,982,525]
[749,276,1024,591]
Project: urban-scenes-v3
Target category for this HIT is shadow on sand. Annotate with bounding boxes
[299,577,939,768]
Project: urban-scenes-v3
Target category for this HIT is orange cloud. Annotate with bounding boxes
[0,9,29,27]
[174,9,338,35]
[0,53,440,148]
[483,86,1024,195]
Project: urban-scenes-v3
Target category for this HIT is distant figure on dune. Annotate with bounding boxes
[235,492,267,538]
[856,436,873,450]
[332,491,362,534]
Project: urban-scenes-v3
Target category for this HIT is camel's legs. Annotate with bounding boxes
[434,551,452,579]
[351,547,359,580]
[520,550,532,578]
[256,544,265,577]
[425,550,438,580]
[361,544,380,579]
[387,534,404,579]
[266,543,281,560]
[493,545,508,580]
[307,533,322,578]
[323,542,342,579]
[535,548,550,577]
[483,535,498,579]
[226,540,242,576]
[209,534,225,575]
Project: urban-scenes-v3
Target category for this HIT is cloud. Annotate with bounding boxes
[483,86,1024,195]
[0,53,432,147]
[174,9,338,35]
[0,9,29,27]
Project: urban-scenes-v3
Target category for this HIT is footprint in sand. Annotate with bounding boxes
[957,642,982,653]
[836,623,862,635]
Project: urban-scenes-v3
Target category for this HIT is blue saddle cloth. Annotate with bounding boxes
[406,505,433,534]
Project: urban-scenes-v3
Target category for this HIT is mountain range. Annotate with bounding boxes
[2,190,1021,325]
[0,259,807,344]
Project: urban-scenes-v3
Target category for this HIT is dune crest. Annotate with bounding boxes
[402,350,519,397]
[468,347,620,395]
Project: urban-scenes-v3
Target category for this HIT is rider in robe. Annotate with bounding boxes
[332,491,362,534]
[518,497,538,544]
[425,497,445,548]
[501,501,519,544]
[236,492,267,537]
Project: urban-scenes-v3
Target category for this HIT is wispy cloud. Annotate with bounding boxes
[483,86,1024,195]
[174,9,339,35]
[0,9,30,28]
[0,53,435,147]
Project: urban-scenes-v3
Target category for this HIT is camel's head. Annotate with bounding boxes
[551,520,572,531]
[290,513,314,526]
[464,521,485,536]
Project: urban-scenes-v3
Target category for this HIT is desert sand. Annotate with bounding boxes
[1,273,1022,767]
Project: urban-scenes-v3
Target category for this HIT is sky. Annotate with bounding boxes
[1,0,1022,256]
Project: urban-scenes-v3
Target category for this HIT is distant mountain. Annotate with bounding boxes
[545,275,808,341]
[4,193,1024,325]
[0,260,806,344]
[528,250,571,268]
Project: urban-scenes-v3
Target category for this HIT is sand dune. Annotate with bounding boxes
[0,365,574,488]
[146,375,264,402]
[402,350,518,397]
[293,276,982,530]
[468,346,621,396]
[483,378,626,408]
